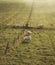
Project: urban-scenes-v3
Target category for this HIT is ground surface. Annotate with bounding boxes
[0,0,55,65]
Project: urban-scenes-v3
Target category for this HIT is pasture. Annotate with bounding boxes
[0,0,55,65]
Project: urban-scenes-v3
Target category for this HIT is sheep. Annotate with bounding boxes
[23,35,31,43]
[37,23,44,29]
[27,31,32,35]
[12,24,20,28]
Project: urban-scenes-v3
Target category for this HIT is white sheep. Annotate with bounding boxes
[27,31,32,35]
[13,24,19,28]
[37,23,44,29]
[27,31,32,34]
[23,35,31,43]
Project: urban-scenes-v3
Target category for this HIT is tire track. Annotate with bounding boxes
[11,0,35,45]
[25,0,34,28]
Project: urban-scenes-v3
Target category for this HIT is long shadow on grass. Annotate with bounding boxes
[4,25,55,31]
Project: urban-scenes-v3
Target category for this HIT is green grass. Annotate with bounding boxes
[0,0,55,65]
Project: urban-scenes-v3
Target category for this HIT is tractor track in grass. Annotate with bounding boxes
[11,0,34,39]
[4,0,35,54]
[10,0,35,44]
[8,27,55,30]
[0,1,55,65]
[5,0,33,54]
[4,0,55,54]
[24,0,34,28]
[0,4,27,54]
[0,3,27,44]
[1,1,55,62]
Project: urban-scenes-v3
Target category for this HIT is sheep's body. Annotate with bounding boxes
[6,24,19,27]
[23,35,31,43]
[27,31,32,34]
[13,24,19,28]
[37,24,44,29]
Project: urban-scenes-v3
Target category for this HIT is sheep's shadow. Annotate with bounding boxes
[5,25,55,31]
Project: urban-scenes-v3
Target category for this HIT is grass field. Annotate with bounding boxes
[0,0,55,65]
